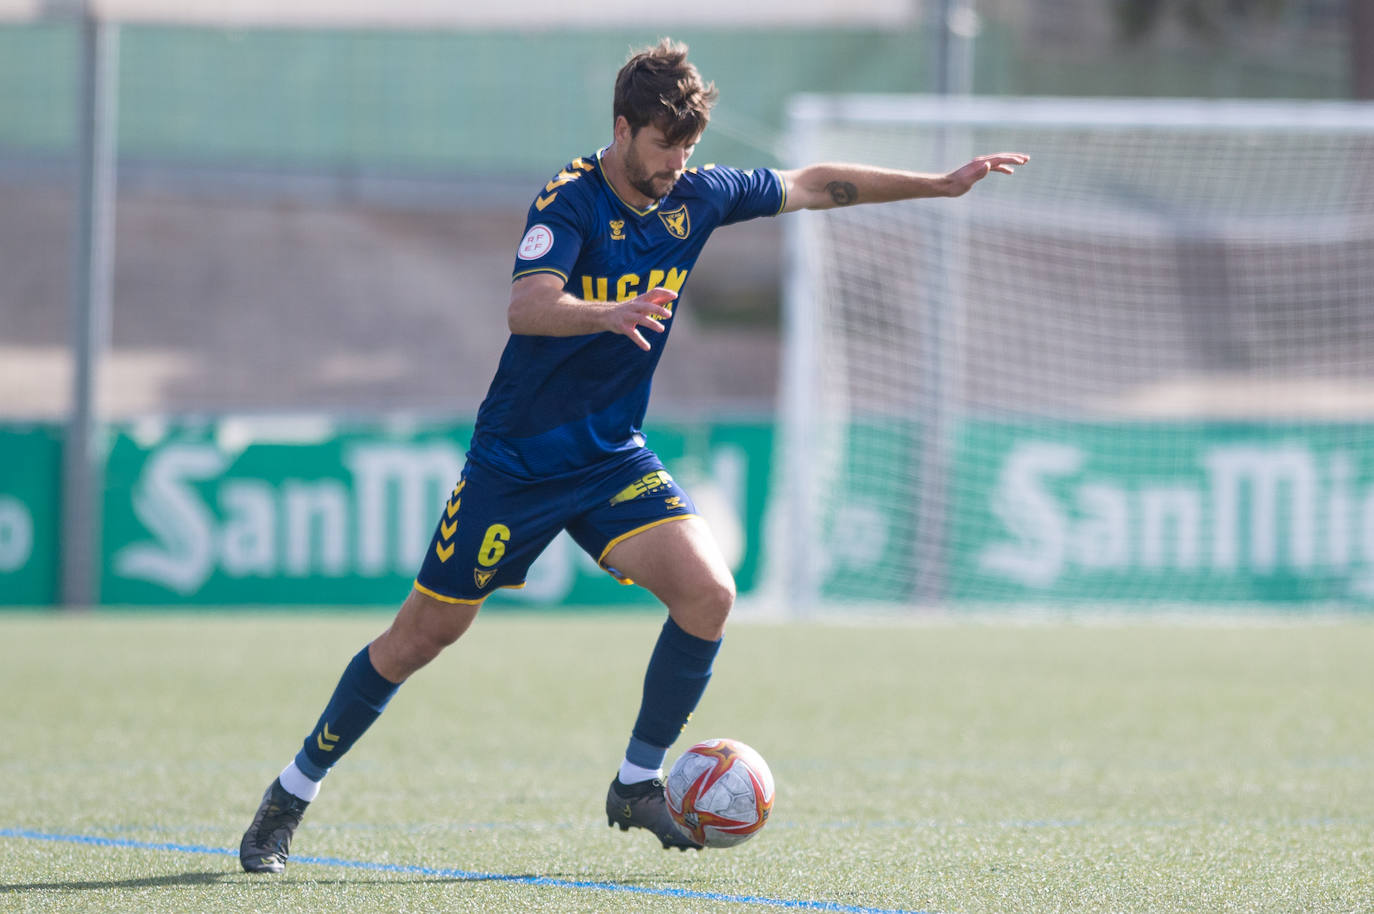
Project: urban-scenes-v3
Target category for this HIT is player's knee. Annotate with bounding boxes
[665,571,734,641]
[377,591,478,678]
[696,572,736,625]
[385,617,461,677]
[715,574,737,615]
[415,616,464,656]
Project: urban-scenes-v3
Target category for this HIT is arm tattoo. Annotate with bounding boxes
[826,180,859,206]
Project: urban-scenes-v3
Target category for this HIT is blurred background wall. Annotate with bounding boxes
[0,0,1362,419]
[1,0,1369,607]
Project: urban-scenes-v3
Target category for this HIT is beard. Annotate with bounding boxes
[624,145,679,201]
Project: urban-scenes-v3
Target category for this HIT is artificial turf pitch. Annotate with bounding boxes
[1,610,1371,913]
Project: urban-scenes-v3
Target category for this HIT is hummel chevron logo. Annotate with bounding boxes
[436,542,455,563]
[446,499,460,519]
[440,519,457,540]
[316,722,340,752]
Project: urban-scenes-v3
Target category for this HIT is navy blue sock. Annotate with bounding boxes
[625,617,722,770]
[294,646,400,781]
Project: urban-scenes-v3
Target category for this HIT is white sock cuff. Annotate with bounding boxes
[618,759,664,784]
[278,760,322,802]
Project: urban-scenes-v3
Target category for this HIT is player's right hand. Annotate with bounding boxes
[609,287,677,351]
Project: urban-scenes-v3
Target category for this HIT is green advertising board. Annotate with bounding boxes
[0,424,61,606]
[815,419,923,603]
[21,414,1374,608]
[949,420,1374,605]
[100,416,772,607]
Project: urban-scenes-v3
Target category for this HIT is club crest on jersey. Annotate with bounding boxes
[658,205,690,240]
[474,567,496,589]
[609,219,626,240]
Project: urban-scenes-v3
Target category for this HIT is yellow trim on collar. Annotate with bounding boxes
[596,148,660,217]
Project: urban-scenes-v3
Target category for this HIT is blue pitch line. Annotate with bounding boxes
[0,828,935,914]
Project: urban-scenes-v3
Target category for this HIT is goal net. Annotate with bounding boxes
[776,96,1374,612]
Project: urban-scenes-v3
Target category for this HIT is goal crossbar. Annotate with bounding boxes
[789,94,1374,133]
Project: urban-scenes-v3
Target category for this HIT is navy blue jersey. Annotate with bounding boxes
[468,149,786,480]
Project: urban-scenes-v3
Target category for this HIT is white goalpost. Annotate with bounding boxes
[777,95,1374,613]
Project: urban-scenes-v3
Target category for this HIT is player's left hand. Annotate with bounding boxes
[607,287,677,351]
[945,152,1029,197]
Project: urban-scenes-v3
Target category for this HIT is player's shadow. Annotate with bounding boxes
[0,870,600,892]
[0,871,233,892]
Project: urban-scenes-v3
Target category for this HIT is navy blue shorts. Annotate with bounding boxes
[413,448,697,604]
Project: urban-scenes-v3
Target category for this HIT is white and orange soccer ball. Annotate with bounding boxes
[665,738,774,847]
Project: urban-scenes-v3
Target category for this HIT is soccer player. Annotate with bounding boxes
[239,38,1027,871]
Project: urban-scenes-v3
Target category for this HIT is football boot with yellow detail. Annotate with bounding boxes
[605,776,702,851]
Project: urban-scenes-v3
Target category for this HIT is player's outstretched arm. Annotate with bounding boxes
[778,152,1028,212]
[509,273,676,351]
